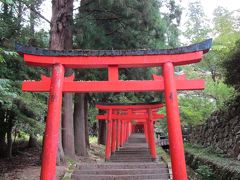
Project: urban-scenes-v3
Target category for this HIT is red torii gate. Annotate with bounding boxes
[16,39,212,180]
[96,102,165,161]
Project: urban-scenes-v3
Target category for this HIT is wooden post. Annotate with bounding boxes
[163,62,187,180]
[117,119,121,149]
[105,109,113,161]
[111,119,117,153]
[147,109,157,160]
[40,64,64,180]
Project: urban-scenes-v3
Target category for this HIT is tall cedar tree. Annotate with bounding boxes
[74,0,181,144]
[49,0,75,162]
[73,0,90,156]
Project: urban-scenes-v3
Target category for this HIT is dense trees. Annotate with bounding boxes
[179,0,240,127]
[0,51,46,157]
[224,40,240,89]
[0,0,48,157]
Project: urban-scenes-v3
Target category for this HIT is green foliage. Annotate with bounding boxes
[75,0,180,50]
[204,79,236,108]
[196,165,214,179]
[0,48,47,156]
[156,146,170,162]
[179,94,214,126]
[181,4,240,127]
[178,68,235,126]
[0,79,17,109]
[0,0,48,49]
[0,0,13,4]
[223,40,240,90]
[183,0,211,43]
[185,143,240,177]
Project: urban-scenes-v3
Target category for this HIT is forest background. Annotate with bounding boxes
[0,0,240,164]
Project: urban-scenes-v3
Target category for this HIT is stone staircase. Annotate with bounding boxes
[71,133,170,180]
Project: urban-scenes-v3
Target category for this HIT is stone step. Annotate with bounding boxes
[76,163,167,170]
[72,133,169,180]
[74,168,168,175]
[113,153,150,156]
[71,174,170,180]
[118,148,149,151]
[110,156,152,159]
[110,159,154,162]
[114,151,150,154]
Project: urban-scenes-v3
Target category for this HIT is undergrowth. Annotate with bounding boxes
[185,143,240,173]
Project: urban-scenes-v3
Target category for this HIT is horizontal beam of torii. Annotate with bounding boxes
[96,112,165,121]
[22,74,204,92]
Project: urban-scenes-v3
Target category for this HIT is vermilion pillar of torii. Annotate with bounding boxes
[96,103,165,161]
[16,39,212,180]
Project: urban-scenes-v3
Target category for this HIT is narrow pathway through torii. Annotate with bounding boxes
[71,133,170,180]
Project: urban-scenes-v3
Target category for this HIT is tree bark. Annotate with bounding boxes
[30,3,35,37]
[49,0,73,50]
[84,94,90,148]
[0,132,6,157]
[62,83,75,158]
[98,119,106,145]
[0,110,7,157]
[57,123,65,165]
[6,115,13,159]
[49,0,74,163]
[28,134,38,148]
[74,93,88,156]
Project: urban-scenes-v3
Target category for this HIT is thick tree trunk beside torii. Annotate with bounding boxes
[98,117,106,145]
[74,93,88,156]
[49,0,75,162]
[84,94,90,148]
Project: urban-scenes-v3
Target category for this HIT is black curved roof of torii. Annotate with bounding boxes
[16,39,212,57]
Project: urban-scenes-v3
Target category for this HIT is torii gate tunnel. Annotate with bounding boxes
[17,39,212,180]
[96,102,165,161]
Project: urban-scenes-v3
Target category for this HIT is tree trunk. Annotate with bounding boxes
[57,123,65,165]
[17,1,22,30]
[7,117,13,159]
[62,80,75,158]
[84,94,90,148]
[0,132,6,157]
[74,93,88,156]
[28,134,38,148]
[0,110,7,157]
[98,120,106,145]
[62,71,75,159]
[30,3,35,37]
[49,0,73,50]
[49,0,74,163]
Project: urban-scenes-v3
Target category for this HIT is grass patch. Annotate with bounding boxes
[185,143,240,173]
[156,147,170,163]
[61,158,76,180]
[89,136,98,144]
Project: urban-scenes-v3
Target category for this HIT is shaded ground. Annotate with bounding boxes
[0,145,65,180]
[0,141,105,180]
